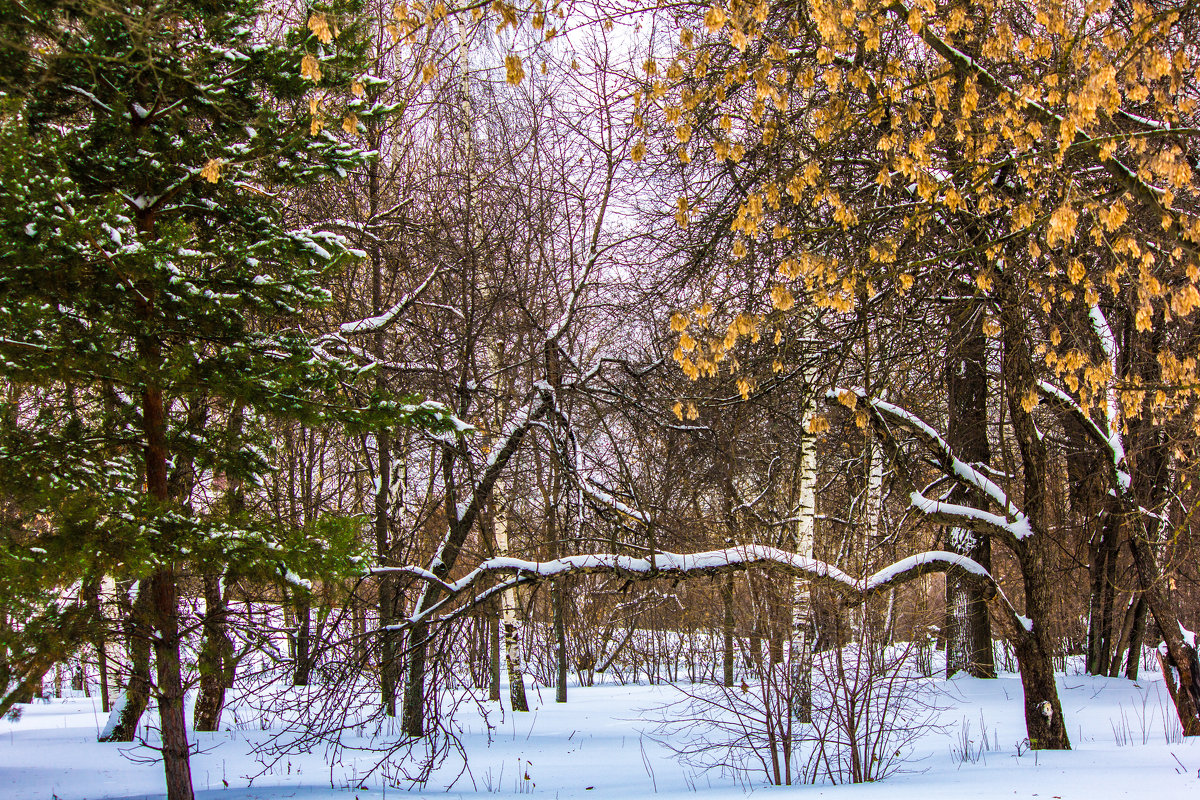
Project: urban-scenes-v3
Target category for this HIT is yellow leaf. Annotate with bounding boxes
[686,402,699,420]
[806,414,830,434]
[770,285,794,311]
[352,81,365,98]
[631,141,646,162]
[342,113,359,134]
[670,311,689,332]
[301,53,322,82]
[836,388,857,409]
[672,401,684,421]
[704,5,726,32]
[199,158,223,183]
[308,12,334,44]
[505,54,525,84]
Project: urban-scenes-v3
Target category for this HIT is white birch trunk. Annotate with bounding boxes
[791,397,817,722]
[495,500,530,712]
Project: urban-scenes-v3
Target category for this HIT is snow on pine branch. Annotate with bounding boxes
[375,544,1025,633]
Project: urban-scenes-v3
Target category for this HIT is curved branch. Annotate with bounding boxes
[375,544,1027,636]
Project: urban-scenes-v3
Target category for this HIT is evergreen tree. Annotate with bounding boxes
[0,3,456,798]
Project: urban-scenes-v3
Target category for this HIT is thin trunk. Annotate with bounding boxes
[1124,595,1148,680]
[791,401,817,722]
[721,574,735,688]
[196,404,242,730]
[548,468,568,703]
[489,598,502,702]
[292,596,312,686]
[193,572,232,731]
[495,500,529,712]
[99,585,152,742]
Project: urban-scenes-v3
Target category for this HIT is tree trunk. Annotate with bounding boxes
[944,298,994,679]
[194,571,232,732]
[791,403,817,721]
[149,566,193,800]
[1087,511,1121,675]
[721,574,735,688]
[489,598,502,702]
[1000,276,1069,749]
[292,595,312,687]
[494,500,529,712]
[1123,595,1148,681]
[99,586,153,742]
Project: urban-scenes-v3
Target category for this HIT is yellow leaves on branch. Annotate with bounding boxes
[300,54,322,82]
[199,158,223,183]
[308,12,336,44]
[704,5,726,33]
[770,284,794,311]
[308,93,325,135]
[672,400,699,420]
[505,54,525,85]
[1046,203,1079,248]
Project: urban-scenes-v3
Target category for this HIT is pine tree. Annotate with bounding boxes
[0,3,456,798]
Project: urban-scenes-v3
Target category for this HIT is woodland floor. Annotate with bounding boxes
[3,661,1198,799]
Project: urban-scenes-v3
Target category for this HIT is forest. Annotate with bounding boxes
[0,1,1198,799]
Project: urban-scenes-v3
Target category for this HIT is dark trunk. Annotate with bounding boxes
[722,574,735,688]
[194,572,232,731]
[135,299,194,799]
[1000,276,1069,749]
[150,567,194,800]
[489,599,501,702]
[944,298,994,678]
[100,586,153,742]
[292,595,312,687]
[1124,595,1148,680]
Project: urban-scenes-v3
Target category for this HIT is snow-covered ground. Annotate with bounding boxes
[3,669,1198,799]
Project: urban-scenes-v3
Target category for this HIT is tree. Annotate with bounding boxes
[0,2,456,798]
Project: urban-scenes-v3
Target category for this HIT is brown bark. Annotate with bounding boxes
[100,587,153,742]
[137,299,194,800]
[193,571,233,732]
[999,279,1070,750]
[944,297,995,679]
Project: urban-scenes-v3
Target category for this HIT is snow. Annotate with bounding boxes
[3,665,1197,800]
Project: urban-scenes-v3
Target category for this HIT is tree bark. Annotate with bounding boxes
[944,298,995,679]
[194,571,232,731]
[292,594,312,687]
[791,401,817,721]
[99,585,153,742]
[1000,280,1070,750]
[494,500,529,712]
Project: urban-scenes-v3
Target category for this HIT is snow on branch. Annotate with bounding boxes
[830,388,1033,543]
[337,262,442,336]
[375,544,1025,634]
